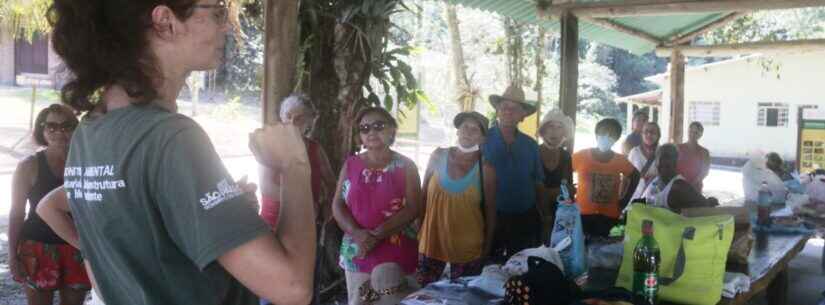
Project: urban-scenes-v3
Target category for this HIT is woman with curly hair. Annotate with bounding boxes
[35,1,316,305]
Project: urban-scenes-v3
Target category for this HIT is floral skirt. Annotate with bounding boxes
[14,240,91,291]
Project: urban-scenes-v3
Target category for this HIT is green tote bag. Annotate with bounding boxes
[616,204,735,305]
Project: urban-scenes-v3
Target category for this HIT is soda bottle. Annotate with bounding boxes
[633,220,660,305]
[757,181,772,226]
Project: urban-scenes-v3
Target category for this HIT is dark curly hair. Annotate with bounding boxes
[49,0,199,113]
[33,104,79,146]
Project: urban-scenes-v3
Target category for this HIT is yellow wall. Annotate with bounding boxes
[397,103,419,136]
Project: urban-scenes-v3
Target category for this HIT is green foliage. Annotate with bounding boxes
[211,96,245,121]
[704,8,825,44]
[220,0,264,96]
[0,0,51,40]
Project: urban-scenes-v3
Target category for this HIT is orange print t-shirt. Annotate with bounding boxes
[572,149,636,219]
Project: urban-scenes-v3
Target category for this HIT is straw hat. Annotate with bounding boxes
[489,85,537,116]
[453,111,490,135]
[358,263,416,305]
[539,110,575,139]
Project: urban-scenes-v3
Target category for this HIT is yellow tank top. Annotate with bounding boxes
[418,151,485,263]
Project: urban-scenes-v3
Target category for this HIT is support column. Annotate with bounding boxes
[626,102,634,132]
[262,0,300,124]
[559,11,579,150]
[669,50,686,143]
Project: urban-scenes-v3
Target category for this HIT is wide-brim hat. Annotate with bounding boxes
[359,263,416,305]
[453,111,490,135]
[489,85,538,116]
[539,110,575,139]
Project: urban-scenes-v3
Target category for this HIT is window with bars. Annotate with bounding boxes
[689,101,721,126]
[757,102,789,127]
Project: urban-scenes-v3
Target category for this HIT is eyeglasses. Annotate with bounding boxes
[42,121,77,133]
[193,1,228,25]
[358,121,387,134]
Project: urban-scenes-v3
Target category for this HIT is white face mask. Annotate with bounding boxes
[596,135,616,152]
[457,144,480,153]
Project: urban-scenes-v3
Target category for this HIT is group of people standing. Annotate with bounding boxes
[5,1,724,305]
[323,84,719,305]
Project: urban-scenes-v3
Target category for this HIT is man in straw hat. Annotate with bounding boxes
[481,85,546,262]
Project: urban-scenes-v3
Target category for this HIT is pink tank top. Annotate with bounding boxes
[339,153,418,274]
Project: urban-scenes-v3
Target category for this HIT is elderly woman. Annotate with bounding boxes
[538,110,575,240]
[628,122,661,200]
[36,1,316,304]
[677,122,711,192]
[332,107,422,305]
[258,94,337,305]
[259,94,336,228]
[641,144,718,213]
[417,111,497,286]
[9,104,89,305]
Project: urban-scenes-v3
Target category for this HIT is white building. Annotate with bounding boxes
[618,50,825,163]
[0,29,63,87]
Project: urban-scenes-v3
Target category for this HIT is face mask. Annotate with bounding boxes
[543,140,564,149]
[596,135,615,152]
[457,144,480,153]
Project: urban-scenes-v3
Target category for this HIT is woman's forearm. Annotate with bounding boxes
[371,205,419,240]
[36,187,81,249]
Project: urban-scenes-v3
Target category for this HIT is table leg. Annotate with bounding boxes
[766,269,789,305]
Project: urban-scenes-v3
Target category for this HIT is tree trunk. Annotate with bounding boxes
[263,0,300,124]
[535,26,546,109]
[445,4,475,112]
[504,18,525,87]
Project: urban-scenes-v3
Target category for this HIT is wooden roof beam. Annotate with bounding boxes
[547,0,825,18]
[580,16,664,45]
[666,12,748,45]
[655,38,825,57]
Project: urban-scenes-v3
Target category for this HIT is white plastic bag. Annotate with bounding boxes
[742,155,787,203]
[501,245,564,276]
[807,175,825,204]
[467,265,508,297]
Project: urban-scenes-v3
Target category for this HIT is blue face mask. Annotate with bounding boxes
[596,135,616,152]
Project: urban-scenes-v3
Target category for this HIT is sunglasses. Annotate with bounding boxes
[358,121,388,134]
[42,121,77,133]
[193,1,228,25]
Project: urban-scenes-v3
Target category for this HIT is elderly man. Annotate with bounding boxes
[482,85,546,262]
[622,110,649,155]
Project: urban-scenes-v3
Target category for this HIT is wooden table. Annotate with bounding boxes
[588,232,811,305]
[401,233,810,305]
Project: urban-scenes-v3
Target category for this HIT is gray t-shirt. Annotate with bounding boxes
[64,105,269,305]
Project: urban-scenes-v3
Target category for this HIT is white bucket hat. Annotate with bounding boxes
[539,110,574,140]
[358,263,415,305]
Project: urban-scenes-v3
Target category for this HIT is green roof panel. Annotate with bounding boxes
[443,0,735,54]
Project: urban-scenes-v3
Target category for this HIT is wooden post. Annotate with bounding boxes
[262,0,300,124]
[29,84,37,130]
[559,11,579,150]
[626,101,634,131]
[669,50,686,143]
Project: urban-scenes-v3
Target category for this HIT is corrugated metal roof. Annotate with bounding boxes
[443,0,734,54]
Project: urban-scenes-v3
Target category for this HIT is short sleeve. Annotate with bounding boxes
[152,123,269,270]
[571,151,584,172]
[618,155,636,176]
